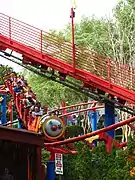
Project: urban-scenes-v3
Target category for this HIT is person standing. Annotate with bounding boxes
[1,168,13,180]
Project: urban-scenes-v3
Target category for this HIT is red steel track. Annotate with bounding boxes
[0,13,135,104]
[45,115,135,147]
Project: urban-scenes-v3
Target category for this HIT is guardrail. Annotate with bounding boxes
[0,13,135,92]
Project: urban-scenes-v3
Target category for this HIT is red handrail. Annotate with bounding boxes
[0,13,135,93]
[4,79,40,130]
[45,115,135,146]
[53,101,98,112]
[59,106,104,118]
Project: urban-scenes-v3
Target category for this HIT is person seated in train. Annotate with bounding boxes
[17,75,24,85]
[30,101,45,118]
[42,105,48,115]
[8,72,16,82]
[31,106,43,117]
[20,75,27,84]
[12,75,18,87]
[27,86,36,98]
[1,168,13,180]
[23,98,32,109]
[30,101,41,112]
[13,81,24,93]
[2,73,12,82]
[22,82,29,93]
[24,87,36,105]
[18,89,29,109]
[19,91,35,111]
[72,114,78,125]
[23,97,36,109]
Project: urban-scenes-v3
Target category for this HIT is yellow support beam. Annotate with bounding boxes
[85,135,99,143]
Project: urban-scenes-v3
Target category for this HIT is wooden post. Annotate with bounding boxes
[36,147,42,180]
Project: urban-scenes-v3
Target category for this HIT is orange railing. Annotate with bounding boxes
[4,79,39,131]
[0,13,135,92]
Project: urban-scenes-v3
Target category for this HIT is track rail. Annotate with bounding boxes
[45,115,135,146]
[0,13,135,104]
[1,52,135,115]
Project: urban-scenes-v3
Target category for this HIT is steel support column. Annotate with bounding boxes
[91,110,98,145]
[91,111,98,132]
[36,147,42,180]
[1,94,6,124]
[47,160,55,180]
[104,103,115,138]
[18,120,21,128]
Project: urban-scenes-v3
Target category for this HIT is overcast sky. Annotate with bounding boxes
[0,0,118,72]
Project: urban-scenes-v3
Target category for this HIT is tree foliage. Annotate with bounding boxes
[62,0,135,66]
[63,138,135,180]
[0,64,13,85]
[26,71,87,107]
[65,125,84,138]
[64,17,111,55]
[42,149,50,164]
[110,0,135,64]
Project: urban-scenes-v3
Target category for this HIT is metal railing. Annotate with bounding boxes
[0,13,135,92]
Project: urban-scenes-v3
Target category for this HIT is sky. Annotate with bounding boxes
[0,0,118,72]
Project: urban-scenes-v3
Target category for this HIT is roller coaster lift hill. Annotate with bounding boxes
[0,4,135,180]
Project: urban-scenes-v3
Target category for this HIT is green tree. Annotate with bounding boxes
[63,139,135,180]
[0,64,13,85]
[42,149,50,164]
[64,17,112,55]
[63,0,135,66]
[109,0,135,65]
[26,71,87,107]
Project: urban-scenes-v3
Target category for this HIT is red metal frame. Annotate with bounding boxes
[52,101,98,112]
[4,79,39,131]
[59,105,103,118]
[0,85,7,94]
[0,13,135,104]
[46,131,128,156]
[1,13,135,159]
[0,125,44,146]
[71,7,76,71]
[1,77,134,159]
[44,116,135,146]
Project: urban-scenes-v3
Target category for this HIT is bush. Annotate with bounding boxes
[63,138,135,180]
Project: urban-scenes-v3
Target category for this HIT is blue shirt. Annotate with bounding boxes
[14,86,23,93]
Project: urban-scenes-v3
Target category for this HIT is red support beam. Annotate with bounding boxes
[53,101,98,112]
[1,34,135,104]
[59,105,104,118]
[71,7,76,71]
[36,147,42,180]
[45,116,135,147]
[128,123,135,131]
[0,126,44,146]
[1,13,135,105]
[46,147,77,155]
[0,90,7,94]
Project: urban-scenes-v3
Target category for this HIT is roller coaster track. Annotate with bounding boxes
[0,51,135,116]
[0,13,135,105]
[1,50,135,154]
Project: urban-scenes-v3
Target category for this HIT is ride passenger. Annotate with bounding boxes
[1,168,13,180]
[13,81,24,93]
